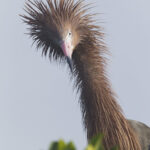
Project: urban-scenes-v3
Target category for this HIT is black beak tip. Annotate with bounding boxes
[66,56,73,72]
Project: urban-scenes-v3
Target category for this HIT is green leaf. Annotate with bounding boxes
[58,140,66,150]
[49,135,118,150]
[89,134,104,146]
[87,134,104,150]
[65,142,76,150]
[85,145,95,150]
[49,141,59,150]
[94,138,104,150]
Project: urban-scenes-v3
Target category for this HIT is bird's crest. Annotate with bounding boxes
[21,0,101,62]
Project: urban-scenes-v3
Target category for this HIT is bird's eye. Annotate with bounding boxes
[68,32,72,36]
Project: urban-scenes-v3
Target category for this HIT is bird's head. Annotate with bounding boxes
[21,0,100,71]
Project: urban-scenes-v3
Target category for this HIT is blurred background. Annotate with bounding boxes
[0,0,150,150]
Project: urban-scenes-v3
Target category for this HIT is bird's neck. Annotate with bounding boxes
[73,47,141,150]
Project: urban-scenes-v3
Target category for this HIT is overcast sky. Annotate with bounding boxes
[0,0,150,150]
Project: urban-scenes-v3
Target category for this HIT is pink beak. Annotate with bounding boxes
[61,41,73,58]
[60,41,73,72]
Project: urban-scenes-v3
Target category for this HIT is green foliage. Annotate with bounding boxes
[49,140,76,150]
[49,135,118,150]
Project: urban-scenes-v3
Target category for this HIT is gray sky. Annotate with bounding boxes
[0,0,150,150]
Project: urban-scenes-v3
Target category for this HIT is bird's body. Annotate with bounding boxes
[128,120,150,150]
[21,0,150,149]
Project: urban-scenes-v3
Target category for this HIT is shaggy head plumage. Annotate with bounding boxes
[21,0,103,71]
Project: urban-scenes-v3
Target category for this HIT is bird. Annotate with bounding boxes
[21,0,150,149]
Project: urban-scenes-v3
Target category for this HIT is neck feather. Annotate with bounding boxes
[72,42,141,150]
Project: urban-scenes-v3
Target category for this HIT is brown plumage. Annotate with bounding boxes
[21,0,150,149]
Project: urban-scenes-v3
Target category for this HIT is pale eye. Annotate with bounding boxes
[68,32,72,36]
